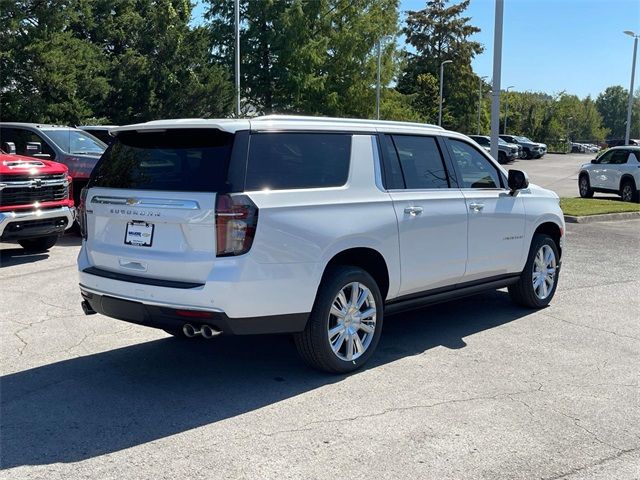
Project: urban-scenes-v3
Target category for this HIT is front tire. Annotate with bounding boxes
[294,266,383,373]
[579,174,594,198]
[509,234,560,308]
[18,235,59,253]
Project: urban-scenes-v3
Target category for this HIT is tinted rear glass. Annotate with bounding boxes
[89,129,234,192]
[245,133,351,190]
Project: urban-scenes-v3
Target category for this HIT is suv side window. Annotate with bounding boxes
[448,138,502,189]
[0,127,55,158]
[611,150,629,164]
[390,135,449,189]
[597,151,613,164]
[245,133,351,191]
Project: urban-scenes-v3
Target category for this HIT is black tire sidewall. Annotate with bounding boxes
[18,235,59,252]
[522,235,560,308]
[306,266,384,373]
[579,174,592,198]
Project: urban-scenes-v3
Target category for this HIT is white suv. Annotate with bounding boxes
[78,116,565,373]
[578,146,640,202]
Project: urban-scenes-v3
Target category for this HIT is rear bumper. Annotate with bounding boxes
[0,206,75,241]
[79,286,309,335]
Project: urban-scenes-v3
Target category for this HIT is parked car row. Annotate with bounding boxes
[500,135,547,159]
[571,142,600,153]
[0,123,113,205]
[468,135,520,164]
[0,123,115,252]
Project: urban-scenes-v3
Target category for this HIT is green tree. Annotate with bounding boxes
[399,0,483,131]
[596,86,630,139]
[84,0,233,123]
[205,0,409,118]
[1,0,233,124]
[1,0,109,123]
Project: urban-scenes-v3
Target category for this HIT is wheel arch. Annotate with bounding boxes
[534,221,563,259]
[619,174,637,190]
[320,247,391,301]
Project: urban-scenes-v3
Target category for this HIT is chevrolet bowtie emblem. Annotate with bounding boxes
[31,179,43,189]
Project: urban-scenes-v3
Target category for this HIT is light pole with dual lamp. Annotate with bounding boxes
[438,60,453,126]
[623,31,639,145]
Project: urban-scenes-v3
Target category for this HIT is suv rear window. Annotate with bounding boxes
[89,129,234,192]
[245,133,351,190]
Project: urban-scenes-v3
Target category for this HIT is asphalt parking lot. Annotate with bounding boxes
[512,152,594,198]
[1,153,638,479]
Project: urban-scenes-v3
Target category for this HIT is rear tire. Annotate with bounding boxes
[620,178,639,203]
[509,234,560,309]
[18,235,59,253]
[294,266,383,373]
[579,174,594,198]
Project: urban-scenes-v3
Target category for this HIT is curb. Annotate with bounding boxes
[564,211,640,223]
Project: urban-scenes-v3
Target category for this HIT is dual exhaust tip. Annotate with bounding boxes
[182,323,222,339]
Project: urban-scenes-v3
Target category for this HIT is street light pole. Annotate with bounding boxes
[490,0,504,160]
[477,75,488,135]
[503,85,514,134]
[438,60,452,126]
[376,39,382,120]
[234,0,240,117]
[624,31,639,145]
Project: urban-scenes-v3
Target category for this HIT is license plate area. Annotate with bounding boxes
[124,221,154,247]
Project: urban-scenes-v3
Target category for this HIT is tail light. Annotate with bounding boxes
[67,175,74,205]
[215,194,259,256]
[78,187,88,239]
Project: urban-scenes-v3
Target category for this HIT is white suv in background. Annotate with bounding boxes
[78,116,565,373]
[578,146,640,202]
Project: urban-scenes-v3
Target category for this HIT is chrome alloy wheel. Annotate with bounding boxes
[532,244,557,300]
[328,282,377,361]
[622,184,633,202]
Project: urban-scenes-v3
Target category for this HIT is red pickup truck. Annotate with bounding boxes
[0,151,75,252]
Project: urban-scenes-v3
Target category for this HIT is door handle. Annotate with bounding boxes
[404,206,423,216]
[468,202,484,212]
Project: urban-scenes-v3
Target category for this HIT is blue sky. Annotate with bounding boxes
[192,0,640,98]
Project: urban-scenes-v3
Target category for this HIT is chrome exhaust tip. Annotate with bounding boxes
[182,324,201,338]
[201,325,222,339]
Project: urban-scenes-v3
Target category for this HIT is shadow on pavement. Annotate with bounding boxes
[0,248,49,268]
[0,234,80,268]
[1,290,533,468]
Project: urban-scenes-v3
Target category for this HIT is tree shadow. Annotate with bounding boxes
[1,290,533,468]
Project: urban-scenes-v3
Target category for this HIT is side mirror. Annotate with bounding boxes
[25,141,42,156]
[2,142,16,154]
[508,169,529,193]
